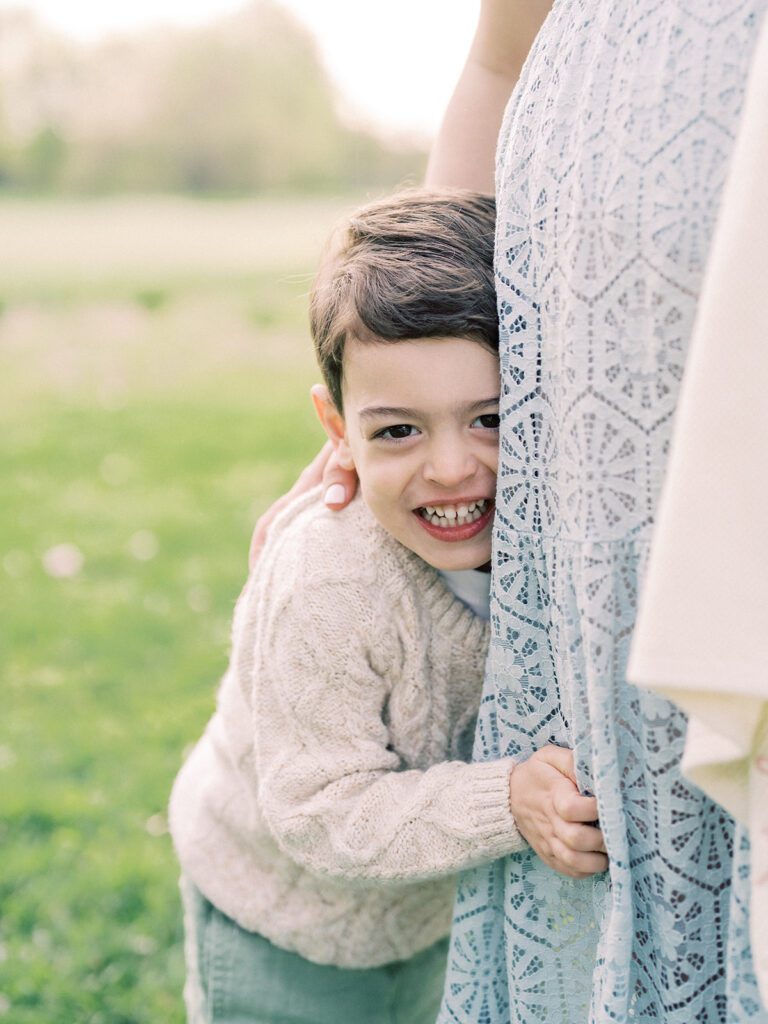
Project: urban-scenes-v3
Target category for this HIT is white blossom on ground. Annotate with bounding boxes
[42,543,83,578]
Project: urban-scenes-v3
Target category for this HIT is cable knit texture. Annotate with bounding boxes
[169,489,522,969]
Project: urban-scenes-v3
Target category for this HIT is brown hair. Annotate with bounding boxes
[310,188,498,411]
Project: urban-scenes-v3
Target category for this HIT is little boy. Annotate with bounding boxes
[169,190,604,1024]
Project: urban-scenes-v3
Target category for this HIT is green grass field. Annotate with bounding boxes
[0,196,356,1022]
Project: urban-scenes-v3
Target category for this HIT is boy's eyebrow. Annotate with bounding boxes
[358,396,499,421]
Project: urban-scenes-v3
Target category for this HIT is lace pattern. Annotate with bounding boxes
[440,2,768,1021]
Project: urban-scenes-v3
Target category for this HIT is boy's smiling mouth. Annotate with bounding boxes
[413,498,495,542]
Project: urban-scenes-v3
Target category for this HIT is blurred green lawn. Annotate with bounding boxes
[0,197,356,1023]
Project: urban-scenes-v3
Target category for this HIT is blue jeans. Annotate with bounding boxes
[181,880,449,1024]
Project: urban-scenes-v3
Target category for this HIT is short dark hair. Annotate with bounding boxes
[310,188,498,411]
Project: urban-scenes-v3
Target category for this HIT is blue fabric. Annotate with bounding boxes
[440,2,768,1021]
[182,880,449,1024]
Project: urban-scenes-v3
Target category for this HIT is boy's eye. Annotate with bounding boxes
[472,413,500,430]
[374,424,418,441]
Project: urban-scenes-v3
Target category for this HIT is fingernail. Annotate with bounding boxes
[324,484,346,506]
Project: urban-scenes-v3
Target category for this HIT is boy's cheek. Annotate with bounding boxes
[485,436,501,475]
[354,454,403,493]
[357,477,411,535]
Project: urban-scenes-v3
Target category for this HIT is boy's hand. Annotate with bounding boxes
[508,745,608,879]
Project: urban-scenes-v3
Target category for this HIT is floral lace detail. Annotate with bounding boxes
[440,2,768,1021]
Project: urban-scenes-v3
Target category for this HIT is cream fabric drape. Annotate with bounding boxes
[627,15,768,1005]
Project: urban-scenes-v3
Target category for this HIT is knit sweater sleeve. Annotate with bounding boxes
[244,510,523,885]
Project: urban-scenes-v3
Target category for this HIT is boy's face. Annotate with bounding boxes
[315,336,499,572]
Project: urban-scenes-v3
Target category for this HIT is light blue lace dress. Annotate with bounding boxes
[440,2,768,1022]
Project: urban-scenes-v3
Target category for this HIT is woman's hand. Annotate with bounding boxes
[249,443,362,566]
[247,443,331,566]
[508,745,608,879]
[320,448,359,513]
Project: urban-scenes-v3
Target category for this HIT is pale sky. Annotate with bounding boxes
[0,0,480,140]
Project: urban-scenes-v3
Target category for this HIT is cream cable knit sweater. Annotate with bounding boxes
[169,489,523,968]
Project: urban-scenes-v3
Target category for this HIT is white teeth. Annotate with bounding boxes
[419,498,490,527]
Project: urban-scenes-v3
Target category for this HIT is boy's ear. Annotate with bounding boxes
[310,385,355,470]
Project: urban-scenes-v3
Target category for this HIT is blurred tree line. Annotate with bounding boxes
[0,2,426,194]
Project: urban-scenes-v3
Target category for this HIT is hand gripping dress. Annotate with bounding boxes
[439,2,768,1022]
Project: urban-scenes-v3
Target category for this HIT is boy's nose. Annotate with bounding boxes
[423,440,476,488]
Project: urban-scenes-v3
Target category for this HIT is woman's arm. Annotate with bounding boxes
[311,0,554,511]
[425,0,553,191]
[246,2,555,546]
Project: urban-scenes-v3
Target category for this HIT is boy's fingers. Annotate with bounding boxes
[539,744,577,779]
[553,787,600,824]
[549,838,609,878]
[553,817,607,854]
